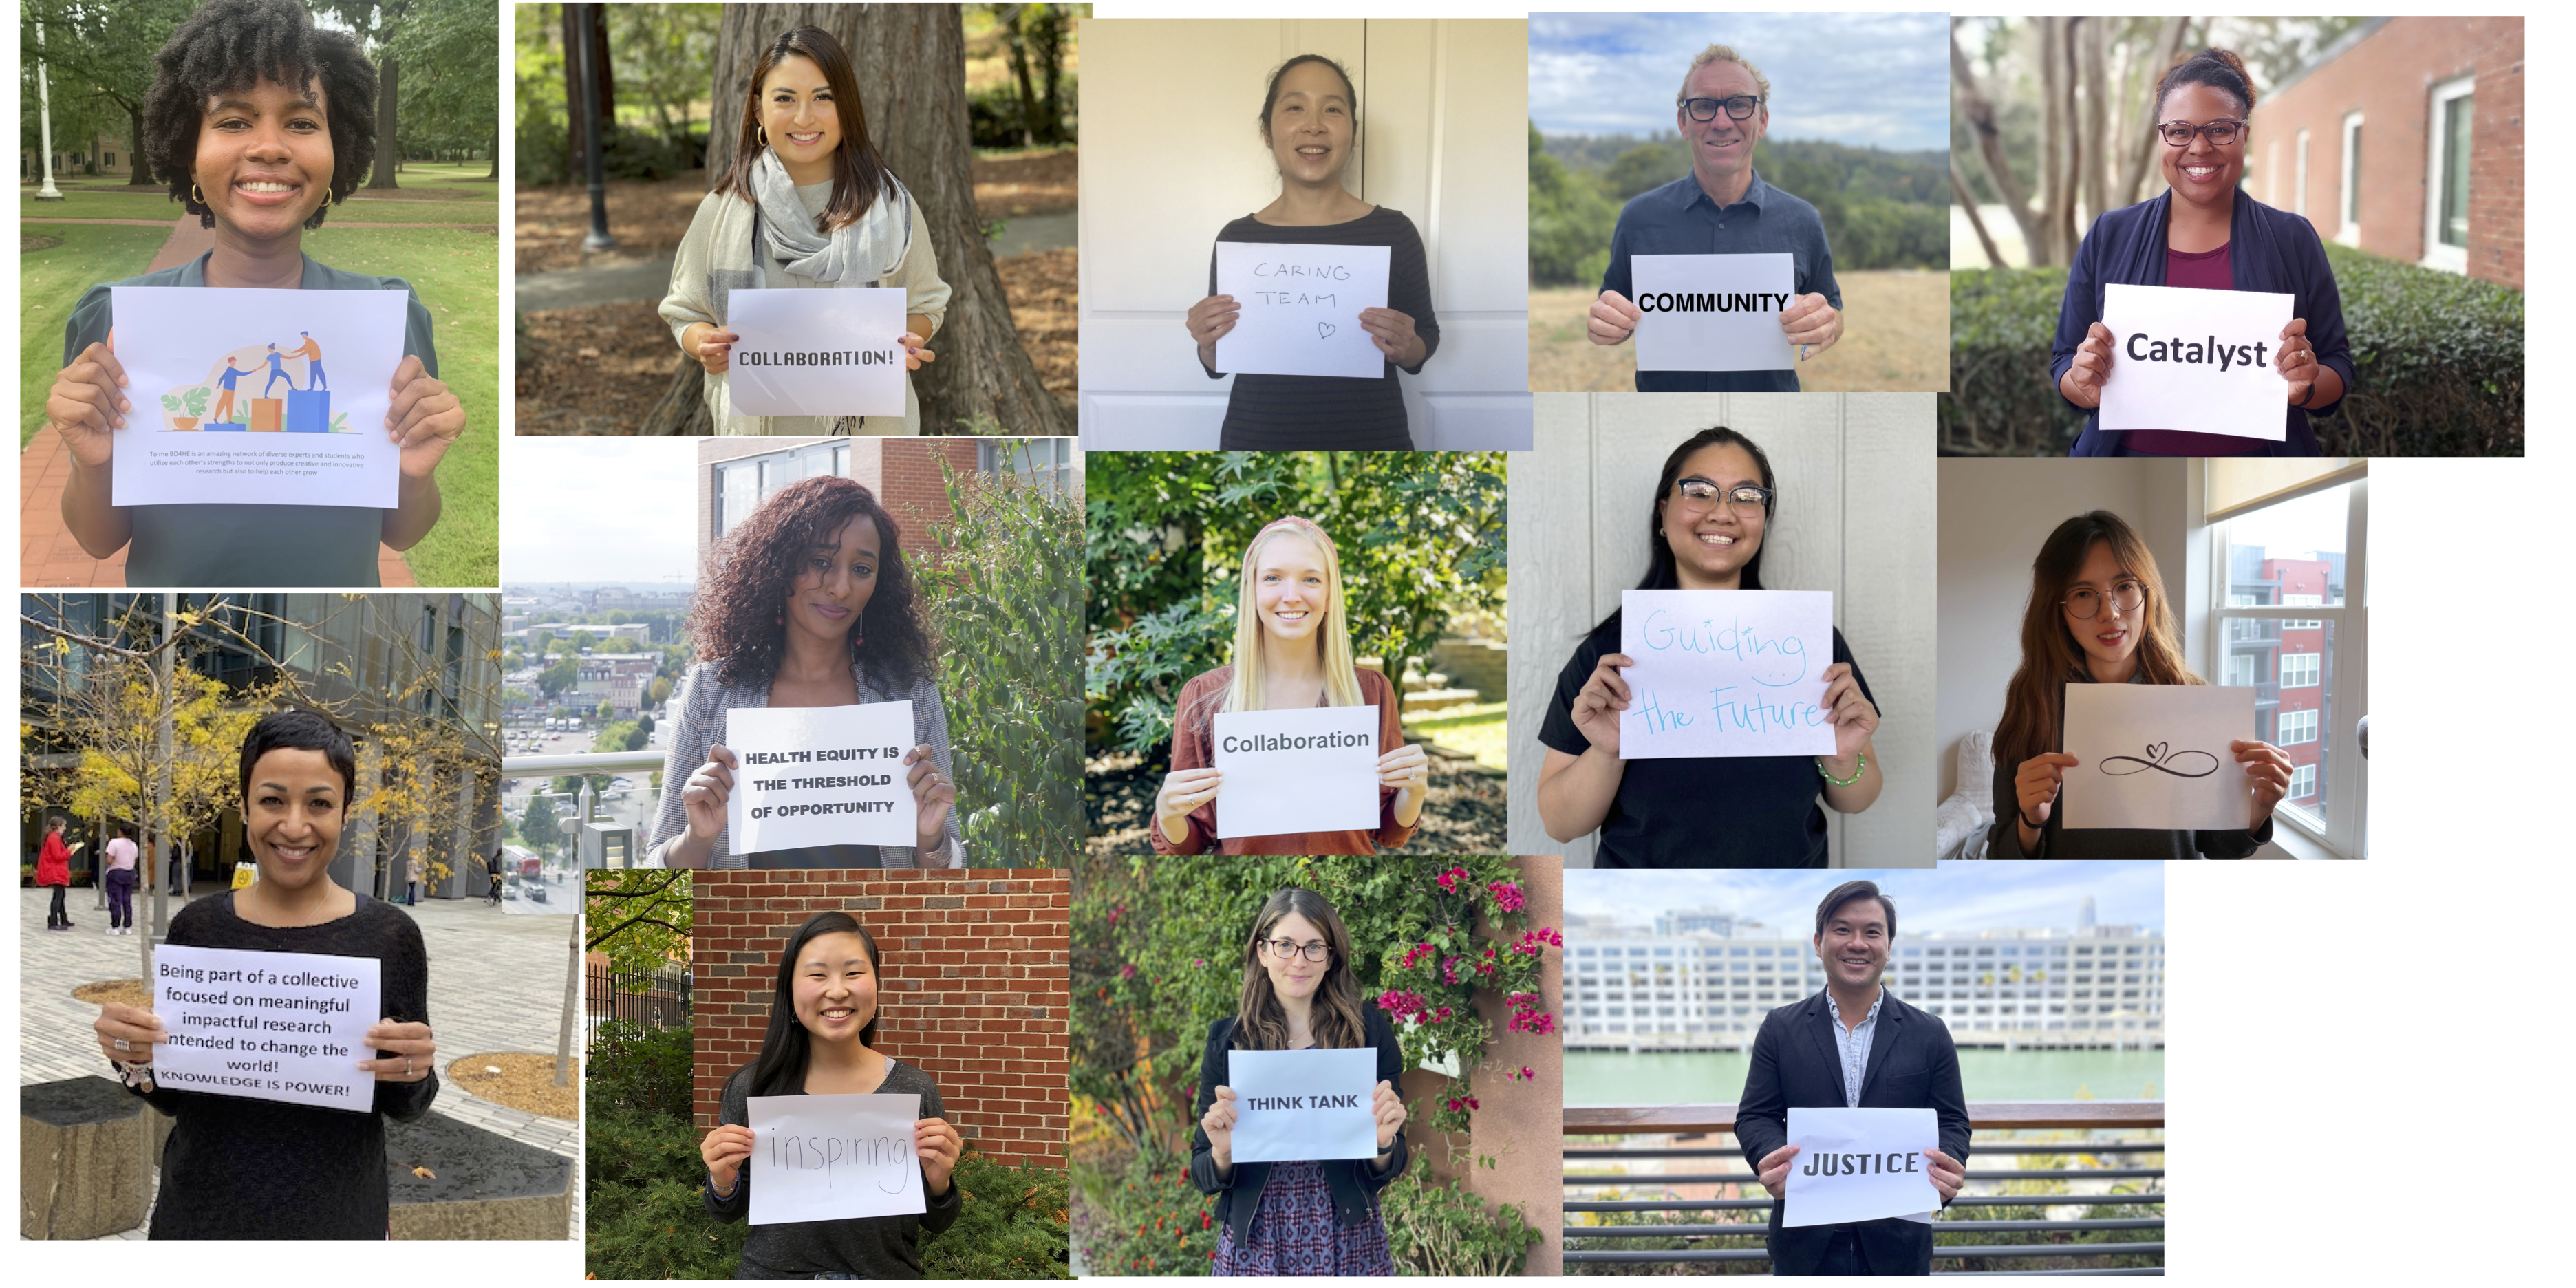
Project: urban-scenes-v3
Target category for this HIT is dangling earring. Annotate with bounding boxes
[190,182,204,204]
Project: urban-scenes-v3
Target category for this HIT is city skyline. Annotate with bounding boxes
[1566,863,2166,935]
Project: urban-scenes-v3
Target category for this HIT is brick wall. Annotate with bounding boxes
[691,869,1071,1170]
[692,438,984,568]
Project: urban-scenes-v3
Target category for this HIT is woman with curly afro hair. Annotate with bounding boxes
[44,0,468,586]
[649,474,965,868]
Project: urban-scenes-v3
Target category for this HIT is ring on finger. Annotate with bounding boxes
[114,1038,131,1052]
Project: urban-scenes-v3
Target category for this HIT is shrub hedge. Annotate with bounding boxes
[588,1018,695,1121]
[1942,244,2523,455]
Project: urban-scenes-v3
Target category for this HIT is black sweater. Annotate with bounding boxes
[1188,1002,1410,1249]
[1203,207,1440,450]
[705,1058,964,1278]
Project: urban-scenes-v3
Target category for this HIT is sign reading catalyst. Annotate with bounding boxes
[724,700,919,851]
[2096,282,2296,441]
[726,287,909,418]
[1630,252,1798,372]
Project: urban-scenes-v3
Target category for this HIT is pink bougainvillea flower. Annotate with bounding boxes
[1119,964,1137,979]
[1486,879,1526,912]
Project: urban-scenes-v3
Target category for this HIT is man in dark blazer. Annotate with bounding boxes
[1737,880,1971,1274]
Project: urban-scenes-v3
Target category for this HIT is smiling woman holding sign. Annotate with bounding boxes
[45,0,466,586]
[650,475,966,868]
[1152,517,1429,855]
[661,26,946,436]
[1183,55,1441,450]
[1537,429,1884,866]
[2050,49,2353,457]
[1192,888,1409,1276]
[89,710,438,1238]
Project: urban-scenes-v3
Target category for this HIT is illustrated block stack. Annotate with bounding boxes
[287,387,331,433]
[249,398,283,432]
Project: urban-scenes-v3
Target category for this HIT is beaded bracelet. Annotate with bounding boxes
[1814,751,1868,787]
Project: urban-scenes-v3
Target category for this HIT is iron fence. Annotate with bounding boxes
[586,965,692,1028]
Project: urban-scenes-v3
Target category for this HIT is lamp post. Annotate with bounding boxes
[35,21,64,201]
[575,3,616,251]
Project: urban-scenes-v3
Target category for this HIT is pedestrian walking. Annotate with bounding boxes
[105,825,140,936]
[405,853,422,906]
[486,848,506,907]
[39,815,78,932]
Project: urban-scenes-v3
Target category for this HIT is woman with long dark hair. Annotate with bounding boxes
[1191,888,1408,1276]
[647,475,965,868]
[1536,427,1883,866]
[662,25,946,434]
[2051,49,2351,456]
[1986,511,2293,858]
[701,911,964,1277]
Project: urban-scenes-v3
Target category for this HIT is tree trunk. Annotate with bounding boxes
[650,3,1068,435]
[125,102,154,186]
[1951,158,2007,268]
[2079,17,2110,229]
[1951,28,2046,259]
[2118,17,2192,207]
[372,52,400,189]
[561,3,619,183]
[1004,8,1040,149]
[1034,5,1066,144]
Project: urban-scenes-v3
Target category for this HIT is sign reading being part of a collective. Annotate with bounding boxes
[1226,1047,1379,1163]
[1618,589,1837,758]
[1210,705,1380,839]
[151,943,381,1114]
[2061,683,2254,831]
[725,287,909,418]
[724,701,918,850]
[2098,283,2295,440]
[1783,1106,1940,1227]
[1213,242,1393,379]
[1630,252,1797,372]
[111,286,406,509]
[747,1092,925,1225]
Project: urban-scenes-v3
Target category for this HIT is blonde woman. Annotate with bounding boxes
[1150,517,1429,855]
[1986,511,2293,859]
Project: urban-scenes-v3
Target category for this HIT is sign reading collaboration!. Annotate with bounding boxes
[726,287,910,418]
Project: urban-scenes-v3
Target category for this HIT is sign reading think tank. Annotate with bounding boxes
[1630,253,1797,372]
[1226,1047,1379,1163]
[725,287,910,418]
[2096,282,2296,441]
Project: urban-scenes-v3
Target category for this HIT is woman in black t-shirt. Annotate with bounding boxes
[1536,427,1885,866]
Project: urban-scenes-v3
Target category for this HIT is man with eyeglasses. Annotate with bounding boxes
[1587,43,1843,391]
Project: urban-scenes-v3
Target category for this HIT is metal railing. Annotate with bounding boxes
[586,965,691,1028]
[502,750,666,868]
[1565,1103,2163,1275]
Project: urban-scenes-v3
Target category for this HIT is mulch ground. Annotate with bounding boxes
[74,978,147,1008]
[23,233,65,252]
[1000,245,1077,402]
[969,148,1077,219]
[1084,752,1508,859]
[446,1051,581,1121]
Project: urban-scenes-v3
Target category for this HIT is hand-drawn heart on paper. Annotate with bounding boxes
[1317,322,1337,340]
[2101,742,2219,778]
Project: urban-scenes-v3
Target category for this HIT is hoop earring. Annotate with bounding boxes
[190,183,204,204]
[758,126,767,147]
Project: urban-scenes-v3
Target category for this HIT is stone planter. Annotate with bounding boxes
[20,1077,171,1240]
[385,1111,574,1240]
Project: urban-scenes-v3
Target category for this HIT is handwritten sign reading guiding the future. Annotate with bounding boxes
[1631,253,1798,372]
[1227,1047,1379,1163]
[2098,283,2295,441]
[1213,242,1392,379]
[1210,705,1380,839]
[1618,589,1836,758]
[150,943,380,1114]
[111,286,405,509]
[726,287,909,418]
[747,1092,925,1225]
[1783,1106,1939,1227]
[726,701,917,851]
[2061,683,2253,831]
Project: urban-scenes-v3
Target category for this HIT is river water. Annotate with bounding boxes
[1567,1047,2165,1106]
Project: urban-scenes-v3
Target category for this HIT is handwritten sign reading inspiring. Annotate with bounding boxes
[1618,590,1836,758]
[747,1092,925,1225]
[2061,683,2254,831]
[726,287,909,418]
[1783,1106,1939,1227]
[150,943,380,1113]
[1210,705,1380,839]
[1213,242,1392,379]
[725,701,917,851]
[111,286,405,509]
[2098,283,2295,441]
[1227,1047,1378,1163]
[1631,253,1797,372]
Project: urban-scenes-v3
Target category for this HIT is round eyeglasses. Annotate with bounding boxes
[1682,95,1763,123]
[2158,118,2244,148]
[2062,581,2146,620]
[1675,478,1772,517]
[1260,938,1331,963]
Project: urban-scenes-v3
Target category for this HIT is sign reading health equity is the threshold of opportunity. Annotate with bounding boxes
[724,700,918,850]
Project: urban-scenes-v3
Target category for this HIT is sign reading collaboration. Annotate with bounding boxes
[726,288,910,418]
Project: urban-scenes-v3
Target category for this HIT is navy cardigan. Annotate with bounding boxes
[1188,1003,1409,1252]
[2050,188,2353,457]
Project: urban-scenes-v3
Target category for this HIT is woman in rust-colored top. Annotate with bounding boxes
[1150,517,1427,856]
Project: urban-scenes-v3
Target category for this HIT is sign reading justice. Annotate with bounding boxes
[724,701,918,851]
[1213,242,1392,379]
[726,287,910,418]
[1631,253,1797,372]
[1210,705,1380,838]
[1225,1047,1379,1163]
[150,943,381,1114]
[1618,589,1837,758]
[2097,283,2295,441]
[1783,1106,1939,1227]
[2060,683,2254,831]
[745,1092,925,1225]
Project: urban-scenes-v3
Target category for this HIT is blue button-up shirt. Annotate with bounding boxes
[1600,169,1843,394]
[1824,985,1885,1108]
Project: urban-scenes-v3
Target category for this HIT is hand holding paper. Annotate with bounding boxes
[745,1093,927,1225]
[1225,1048,1380,1163]
[49,339,132,468]
[1782,1106,1939,1227]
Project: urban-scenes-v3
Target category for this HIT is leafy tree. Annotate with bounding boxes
[537,655,580,698]
[385,0,500,171]
[21,0,195,187]
[319,0,418,188]
[647,676,673,708]
[594,700,616,725]
[635,712,655,736]
[521,795,564,852]
[1528,121,1620,286]
[605,2,720,147]
[584,868,689,974]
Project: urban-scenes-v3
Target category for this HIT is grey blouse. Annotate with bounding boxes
[647,658,967,869]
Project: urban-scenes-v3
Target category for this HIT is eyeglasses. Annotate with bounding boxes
[2158,118,2244,147]
[1681,95,1764,123]
[1260,938,1331,963]
[2062,581,2147,620]
[1675,478,1772,517]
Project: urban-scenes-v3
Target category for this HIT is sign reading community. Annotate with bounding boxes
[1783,1106,1939,1227]
[2097,283,2296,441]
[725,700,918,850]
[1226,1047,1378,1163]
[1630,252,1797,372]
[1210,705,1380,838]
[150,943,381,1113]
[725,287,909,418]
[745,1092,925,1225]
[1618,589,1837,758]
[1213,242,1393,379]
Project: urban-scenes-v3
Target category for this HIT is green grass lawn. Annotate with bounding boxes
[20,224,170,447]
[24,189,494,223]
[303,224,499,587]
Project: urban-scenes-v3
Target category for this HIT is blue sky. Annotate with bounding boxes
[1565,863,2166,936]
[1530,11,1950,151]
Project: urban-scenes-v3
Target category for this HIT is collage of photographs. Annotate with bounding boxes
[4,2,2539,1283]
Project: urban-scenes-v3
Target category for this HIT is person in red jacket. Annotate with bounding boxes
[37,815,77,932]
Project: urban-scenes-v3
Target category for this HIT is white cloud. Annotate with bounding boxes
[1530,11,1951,151]
[500,439,699,583]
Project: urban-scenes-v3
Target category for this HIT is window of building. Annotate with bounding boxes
[2281,653,2320,688]
[2290,763,2317,800]
[2282,594,2323,630]
[2211,470,2365,855]
[2277,708,2319,745]
[2294,128,2310,217]
[2424,76,2475,272]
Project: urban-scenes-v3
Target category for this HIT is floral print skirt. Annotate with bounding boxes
[1212,1159,1394,1276]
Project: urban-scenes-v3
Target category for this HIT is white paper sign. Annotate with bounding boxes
[727,287,909,417]
[1630,253,1797,372]
[1618,590,1837,758]
[725,701,918,851]
[2097,283,2295,441]
[2061,683,2254,831]
[110,286,404,508]
[1213,242,1392,379]
[149,943,381,1114]
[746,1093,925,1225]
[1226,1047,1379,1163]
[1210,705,1380,839]
[1783,1106,1940,1227]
